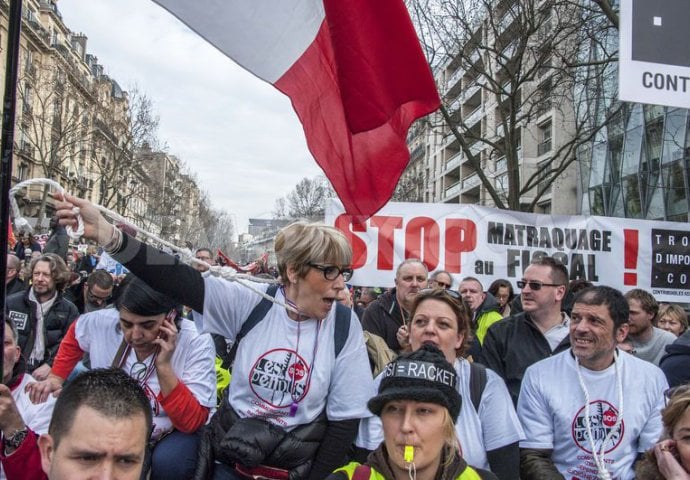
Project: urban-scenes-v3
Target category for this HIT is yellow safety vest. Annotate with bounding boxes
[333,461,483,480]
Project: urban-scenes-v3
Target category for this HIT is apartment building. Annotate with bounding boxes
[403,0,586,215]
[0,0,205,241]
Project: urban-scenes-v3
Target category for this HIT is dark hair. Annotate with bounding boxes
[29,253,72,291]
[624,288,659,317]
[48,368,152,448]
[530,256,569,294]
[195,248,213,257]
[488,279,514,300]
[573,286,630,329]
[86,269,114,290]
[569,279,593,294]
[409,288,472,357]
[115,276,179,323]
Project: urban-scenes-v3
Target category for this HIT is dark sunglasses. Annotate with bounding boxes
[309,263,353,282]
[664,384,690,406]
[517,280,563,291]
[419,287,462,300]
[433,281,451,289]
[87,290,112,304]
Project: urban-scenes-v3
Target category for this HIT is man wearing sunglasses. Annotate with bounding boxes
[480,257,571,406]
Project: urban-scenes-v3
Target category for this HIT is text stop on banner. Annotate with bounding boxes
[325,199,690,304]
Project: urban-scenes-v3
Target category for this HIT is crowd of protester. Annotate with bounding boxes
[2,199,690,479]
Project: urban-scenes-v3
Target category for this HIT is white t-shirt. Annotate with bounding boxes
[1,373,56,480]
[74,309,216,440]
[196,277,374,430]
[518,349,667,480]
[356,358,524,469]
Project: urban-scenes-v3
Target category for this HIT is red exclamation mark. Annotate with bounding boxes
[623,229,638,286]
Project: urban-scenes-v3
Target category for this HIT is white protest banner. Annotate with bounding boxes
[325,199,690,303]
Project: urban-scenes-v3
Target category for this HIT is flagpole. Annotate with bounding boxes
[0,0,24,380]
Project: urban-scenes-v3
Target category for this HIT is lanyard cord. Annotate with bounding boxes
[281,287,321,411]
[575,351,624,480]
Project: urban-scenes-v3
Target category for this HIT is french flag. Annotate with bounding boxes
[152,0,440,218]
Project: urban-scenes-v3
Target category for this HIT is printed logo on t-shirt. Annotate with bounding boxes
[8,311,28,330]
[571,400,625,454]
[249,349,311,408]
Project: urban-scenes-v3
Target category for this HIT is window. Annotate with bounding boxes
[538,121,552,156]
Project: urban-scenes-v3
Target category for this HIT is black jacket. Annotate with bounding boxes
[361,289,405,352]
[43,226,69,261]
[5,277,26,296]
[5,289,79,371]
[660,330,690,387]
[478,311,571,406]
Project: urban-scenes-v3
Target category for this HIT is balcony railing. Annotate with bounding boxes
[462,172,481,189]
[464,105,483,127]
[444,153,462,172]
[445,181,461,199]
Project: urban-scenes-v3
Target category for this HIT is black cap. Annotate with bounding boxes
[367,344,461,422]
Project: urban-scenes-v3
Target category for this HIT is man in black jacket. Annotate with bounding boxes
[361,259,428,352]
[5,254,78,380]
[660,328,690,387]
[5,254,26,296]
[479,256,571,405]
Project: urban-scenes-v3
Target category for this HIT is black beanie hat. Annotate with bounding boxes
[367,344,462,422]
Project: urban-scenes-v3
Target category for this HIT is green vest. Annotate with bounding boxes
[333,461,483,480]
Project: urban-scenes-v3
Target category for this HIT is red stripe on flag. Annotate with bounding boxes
[274,0,439,219]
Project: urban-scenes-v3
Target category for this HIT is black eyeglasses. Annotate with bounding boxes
[517,280,563,291]
[309,264,353,282]
[433,280,451,289]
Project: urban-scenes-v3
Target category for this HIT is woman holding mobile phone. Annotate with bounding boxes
[26,275,217,480]
[636,386,690,479]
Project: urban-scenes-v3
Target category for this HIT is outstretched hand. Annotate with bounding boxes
[25,375,64,405]
[54,192,114,245]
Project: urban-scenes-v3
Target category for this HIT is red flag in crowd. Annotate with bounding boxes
[152,0,440,219]
[7,222,16,250]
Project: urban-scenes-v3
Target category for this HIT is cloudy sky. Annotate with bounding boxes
[57,0,323,233]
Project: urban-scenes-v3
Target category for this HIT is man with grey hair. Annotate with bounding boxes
[362,258,428,352]
[5,254,25,297]
[429,270,453,290]
[5,254,78,380]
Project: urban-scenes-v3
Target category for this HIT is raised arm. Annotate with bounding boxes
[55,193,205,311]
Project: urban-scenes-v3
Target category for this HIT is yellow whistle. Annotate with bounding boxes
[404,445,414,463]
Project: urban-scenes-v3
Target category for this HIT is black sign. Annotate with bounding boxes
[632,0,690,68]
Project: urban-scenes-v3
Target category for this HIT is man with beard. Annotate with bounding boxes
[480,257,571,405]
[5,254,78,380]
[518,286,666,479]
[362,259,427,352]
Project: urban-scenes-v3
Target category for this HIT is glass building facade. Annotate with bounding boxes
[579,102,690,222]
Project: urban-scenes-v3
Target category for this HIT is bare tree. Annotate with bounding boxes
[92,85,162,213]
[16,63,91,229]
[274,175,335,220]
[407,0,620,211]
[204,208,236,255]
